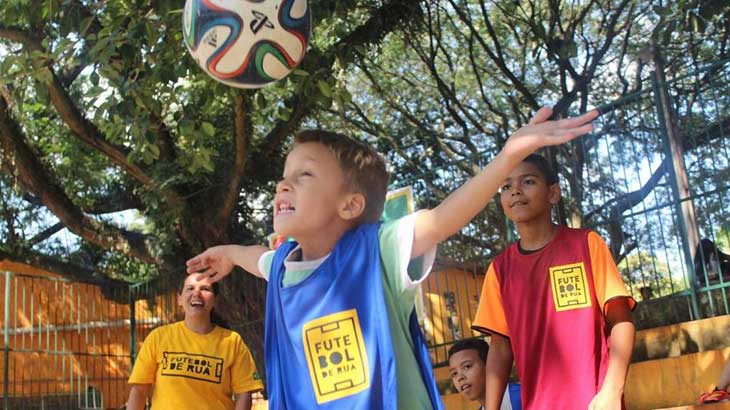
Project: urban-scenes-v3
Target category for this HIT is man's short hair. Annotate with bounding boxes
[178,275,220,296]
[523,153,559,185]
[294,130,389,223]
[448,338,489,363]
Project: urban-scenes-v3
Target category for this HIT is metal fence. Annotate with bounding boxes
[0,268,268,410]
[1,272,131,410]
[583,58,730,325]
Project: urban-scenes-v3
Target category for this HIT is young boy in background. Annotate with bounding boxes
[187,108,598,409]
[473,154,636,410]
[448,338,521,410]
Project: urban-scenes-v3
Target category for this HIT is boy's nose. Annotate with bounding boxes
[276,178,292,193]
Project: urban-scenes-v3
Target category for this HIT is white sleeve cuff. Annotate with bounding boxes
[396,211,437,291]
[257,250,274,282]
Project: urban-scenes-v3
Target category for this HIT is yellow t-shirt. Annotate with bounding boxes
[128,321,263,410]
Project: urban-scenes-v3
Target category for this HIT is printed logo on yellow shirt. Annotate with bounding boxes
[302,309,369,404]
[549,262,592,312]
[161,352,223,383]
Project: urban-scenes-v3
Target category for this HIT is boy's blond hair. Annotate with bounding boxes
[294,130,389,223]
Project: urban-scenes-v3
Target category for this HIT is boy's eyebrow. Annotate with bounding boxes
[504,173,542,181]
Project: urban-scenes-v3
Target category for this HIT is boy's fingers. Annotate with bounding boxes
[186,255,207,268]
[557,110,599,128]
[208,271,225,283]
[185,263,203,274]
[528,107,553,125]
[569,123,595,138]
[546,124,594,146]
[185,262,201,274]
[186,257,214,274]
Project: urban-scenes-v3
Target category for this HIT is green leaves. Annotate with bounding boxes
[317,79,332,97]
[201,121,216,138]
[652,0,730,44]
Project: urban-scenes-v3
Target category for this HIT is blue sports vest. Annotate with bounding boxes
[264,223,442,409]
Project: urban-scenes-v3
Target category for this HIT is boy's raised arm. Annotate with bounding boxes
[411,107,598,258]
[186,244,269,281]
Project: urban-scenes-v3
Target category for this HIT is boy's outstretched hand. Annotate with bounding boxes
[409,106,598,259]
[505,107,599,158]
[186,244,268,281]
[186,245,238,282]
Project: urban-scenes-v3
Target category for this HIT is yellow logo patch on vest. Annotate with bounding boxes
[161,352,223,383]
[302,309,370,403]
[549,262,592,311]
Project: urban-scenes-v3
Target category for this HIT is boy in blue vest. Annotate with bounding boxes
[186,107,598,409]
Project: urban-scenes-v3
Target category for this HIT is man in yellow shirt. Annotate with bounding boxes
[127,275,263,410]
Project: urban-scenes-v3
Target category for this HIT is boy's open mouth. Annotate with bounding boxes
[276,201,296,216]
[510,200,528,208]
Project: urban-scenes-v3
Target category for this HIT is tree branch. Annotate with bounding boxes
[259,0,426,156]
[0,26,185,208]
[0,94,159,265]
[452,0,538,109]
[213,92,251,231]
[28,221,64,247]
[584,158,667,223]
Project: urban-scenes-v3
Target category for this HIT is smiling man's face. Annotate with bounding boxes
[177,275,216,319]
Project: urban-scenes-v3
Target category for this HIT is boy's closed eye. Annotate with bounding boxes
[280,170,314,184]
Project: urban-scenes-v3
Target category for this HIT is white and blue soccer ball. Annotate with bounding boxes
[183,0,311,89]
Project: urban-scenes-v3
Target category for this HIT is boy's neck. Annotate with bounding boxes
[295,222,355,261]
[515,218,558,251]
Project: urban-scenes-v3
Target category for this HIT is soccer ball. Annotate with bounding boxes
[182,0,311,89]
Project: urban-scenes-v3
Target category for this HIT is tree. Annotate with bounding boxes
[2,0,729,330]
[0,0,426,332]
[318,0,730,264]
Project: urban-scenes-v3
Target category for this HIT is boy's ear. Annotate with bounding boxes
[548,183,561,205]
[339,192,366,221]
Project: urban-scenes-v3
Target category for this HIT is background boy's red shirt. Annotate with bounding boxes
[473,226,635,410]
